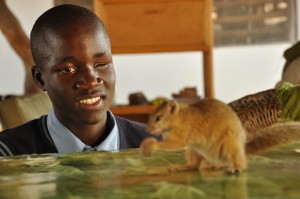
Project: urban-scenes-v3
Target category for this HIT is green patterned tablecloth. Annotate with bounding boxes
[0,144,300,199]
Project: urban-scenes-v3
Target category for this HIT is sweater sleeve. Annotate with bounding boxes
[115,116,162,149]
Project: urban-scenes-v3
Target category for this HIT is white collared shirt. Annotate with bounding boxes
[46,109,119,154]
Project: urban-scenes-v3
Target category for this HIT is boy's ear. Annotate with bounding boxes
[31,66,46,91]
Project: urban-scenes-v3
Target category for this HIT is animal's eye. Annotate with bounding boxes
[156,115,161,122]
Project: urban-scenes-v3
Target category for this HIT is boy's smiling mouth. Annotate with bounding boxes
[79,96,101,105]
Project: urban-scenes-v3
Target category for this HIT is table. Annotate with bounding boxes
[0,144,300,199]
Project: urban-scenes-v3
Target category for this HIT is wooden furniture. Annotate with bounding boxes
[109,97,200,123]
[93,0,214,97]
[94,0,214,121]
[0,93,52,129]
[110,105,157,123]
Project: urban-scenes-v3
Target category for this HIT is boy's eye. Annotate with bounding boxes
[95,63,108,68]
[61,67,76,74]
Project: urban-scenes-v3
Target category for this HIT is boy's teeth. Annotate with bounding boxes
[80,97,101,104]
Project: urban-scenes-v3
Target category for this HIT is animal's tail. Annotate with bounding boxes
[246,121,300,154]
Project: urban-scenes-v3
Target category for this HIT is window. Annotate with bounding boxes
[213,0,297,46]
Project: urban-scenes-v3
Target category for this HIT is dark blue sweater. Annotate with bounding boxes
[0,115,159,156]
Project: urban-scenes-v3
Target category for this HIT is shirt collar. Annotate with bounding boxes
[47,109,119,154]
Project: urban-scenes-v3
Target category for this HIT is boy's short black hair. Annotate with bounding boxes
[30,4,109,67]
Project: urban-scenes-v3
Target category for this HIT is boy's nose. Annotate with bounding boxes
[75,67,103,89]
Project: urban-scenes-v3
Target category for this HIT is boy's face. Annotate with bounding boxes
[34,24,116,125]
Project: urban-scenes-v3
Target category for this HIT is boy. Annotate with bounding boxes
[0,4,159,156]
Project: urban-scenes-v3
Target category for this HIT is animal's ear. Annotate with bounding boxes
[168,100,179,115]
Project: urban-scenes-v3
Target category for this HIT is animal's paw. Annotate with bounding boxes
[167,164,181,173]
[226,169,241,175]
[140,137,158,156]
[200,161,223,170]
[167,164,199,173]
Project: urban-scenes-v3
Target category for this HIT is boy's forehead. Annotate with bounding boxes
[40,24,110,59]
[44,22,106,42]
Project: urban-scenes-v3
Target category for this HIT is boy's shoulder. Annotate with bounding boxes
[0,116,56,156]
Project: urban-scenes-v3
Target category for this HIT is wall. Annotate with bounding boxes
[113,44,288,104]
[0,0,53,95]
[0,1,294,104]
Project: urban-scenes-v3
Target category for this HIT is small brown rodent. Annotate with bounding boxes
[140,99,247,174]
[140,99,300,174]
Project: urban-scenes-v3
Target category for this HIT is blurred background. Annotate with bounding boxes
[0,0,298,104]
